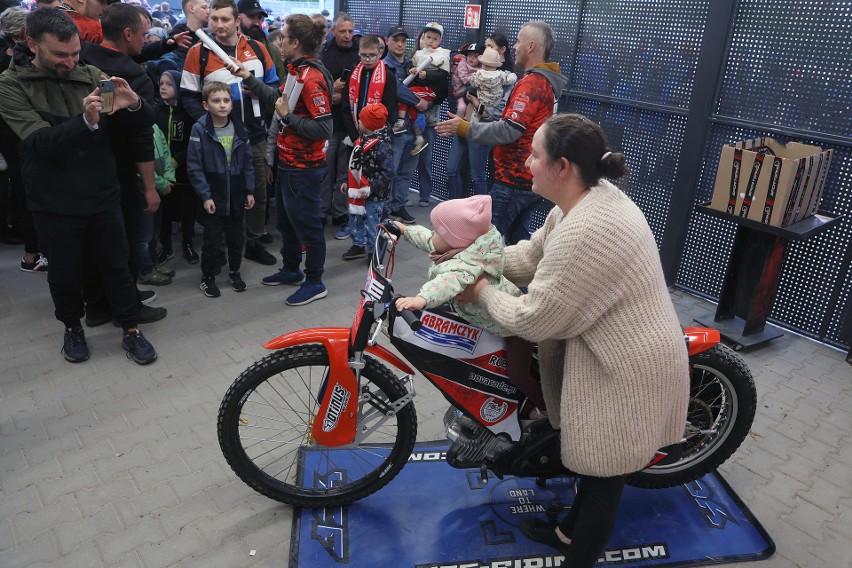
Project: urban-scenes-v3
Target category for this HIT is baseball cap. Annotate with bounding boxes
[423,22,443,36]
[387,25,408,39]
[460,42,482,54]
[237,0,267,17]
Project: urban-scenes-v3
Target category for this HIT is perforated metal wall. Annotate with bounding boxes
[345,2,398,38]
[573,1,708,107]
[481,0,578,77]
[562,97,689,247]
[676,124,852,346]
[717,0,852,137]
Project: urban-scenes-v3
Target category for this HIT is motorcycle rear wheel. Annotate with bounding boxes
[627,343,756,488]
[218,345,417,507]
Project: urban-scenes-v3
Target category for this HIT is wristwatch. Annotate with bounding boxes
[279,114,291,126]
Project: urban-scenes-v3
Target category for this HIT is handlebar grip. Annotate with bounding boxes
[382,218,402,237]
[400,309,422,331]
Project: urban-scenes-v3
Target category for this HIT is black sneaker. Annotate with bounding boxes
[200,276,220,297]
[139,290,157,305]
[244,244,276,265]
[62,327,90,363]
[229,271,247,292]
[519,519,570,555]
[342,245,366,260]
[183,241,200,264]
[391,207,416,225]
[259,232,274,244]
[122,329,157,365]
[157,248,174,266]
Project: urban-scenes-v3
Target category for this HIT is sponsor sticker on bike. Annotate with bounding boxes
[415,313,481,353]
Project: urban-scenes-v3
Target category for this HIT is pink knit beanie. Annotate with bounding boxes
[430,195,492,249]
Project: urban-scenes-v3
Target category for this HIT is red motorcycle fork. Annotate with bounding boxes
[263,328,415,447]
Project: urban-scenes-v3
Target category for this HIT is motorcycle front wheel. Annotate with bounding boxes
[627,343,756,488]
[218,345,417,507]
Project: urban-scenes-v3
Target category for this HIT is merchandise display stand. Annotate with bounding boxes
[694,205,840,351]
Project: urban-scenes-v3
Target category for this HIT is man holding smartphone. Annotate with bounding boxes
[319,12,360,229]
[0,9,159,365]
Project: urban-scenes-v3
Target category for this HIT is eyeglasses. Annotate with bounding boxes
[359,52,379,60]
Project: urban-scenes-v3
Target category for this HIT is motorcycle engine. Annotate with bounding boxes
[443,408,514,467]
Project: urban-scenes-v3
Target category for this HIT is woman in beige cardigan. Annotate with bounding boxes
[459,114,689,566]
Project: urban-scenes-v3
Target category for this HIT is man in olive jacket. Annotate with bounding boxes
[0,9,159,365]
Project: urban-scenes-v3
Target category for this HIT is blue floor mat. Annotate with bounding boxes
[290,442,774,567]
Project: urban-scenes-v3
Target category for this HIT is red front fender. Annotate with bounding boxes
[264,328,357,447]
[261,329,415,447]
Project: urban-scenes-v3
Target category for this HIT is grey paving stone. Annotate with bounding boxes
[53,507,120,555]
[93,517,164,565]
[12,493,81,544]
[135,528,208,568]
[112,483,180,529]
[0,529,59,568]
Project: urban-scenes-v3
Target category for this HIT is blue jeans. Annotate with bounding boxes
[490,182,546,245]
[350,201,385,251]
[277,166,327,284]
[389,131,417,213]
[138,193,162,276]
[416,125,436,201]
[447,136,491,200]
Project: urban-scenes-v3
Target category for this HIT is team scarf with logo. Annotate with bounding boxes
[348,61,387,127]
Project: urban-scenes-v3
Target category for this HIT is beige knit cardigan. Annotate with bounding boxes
[479,180,690,476]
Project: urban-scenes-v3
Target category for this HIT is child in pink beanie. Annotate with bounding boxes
[395,195,545,414]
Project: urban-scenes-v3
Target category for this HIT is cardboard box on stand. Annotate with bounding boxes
[708,137,833,227]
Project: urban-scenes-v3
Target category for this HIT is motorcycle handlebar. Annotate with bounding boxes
[381,218,402,238]
[400,309,422,331]
[391,295,423,331]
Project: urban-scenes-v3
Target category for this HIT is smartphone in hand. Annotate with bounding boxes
[340,68,352,83]
[99,79,115,113]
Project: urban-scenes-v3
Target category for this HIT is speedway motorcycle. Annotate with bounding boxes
[218,223,756,507]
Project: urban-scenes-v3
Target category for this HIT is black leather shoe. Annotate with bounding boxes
[520,518,570,555]
[245,244,276,265]
[85,312,113,328]
[113,305,167,327]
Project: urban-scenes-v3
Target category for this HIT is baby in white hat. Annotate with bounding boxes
[468,46,518,116]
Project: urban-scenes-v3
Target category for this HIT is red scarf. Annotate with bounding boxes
[347,137,380,215]
[348,61,387,127]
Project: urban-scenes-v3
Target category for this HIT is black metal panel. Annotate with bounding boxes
[573,1,709,107]
[344,2,399,38]
[481,0,579,79]
[400,0,469,51]
[676,123,852,346]
[717,0,852,138]
[562,97,688,247]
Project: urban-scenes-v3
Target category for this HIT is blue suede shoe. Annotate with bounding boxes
[262,268,305,286]
[285,282,328,306]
